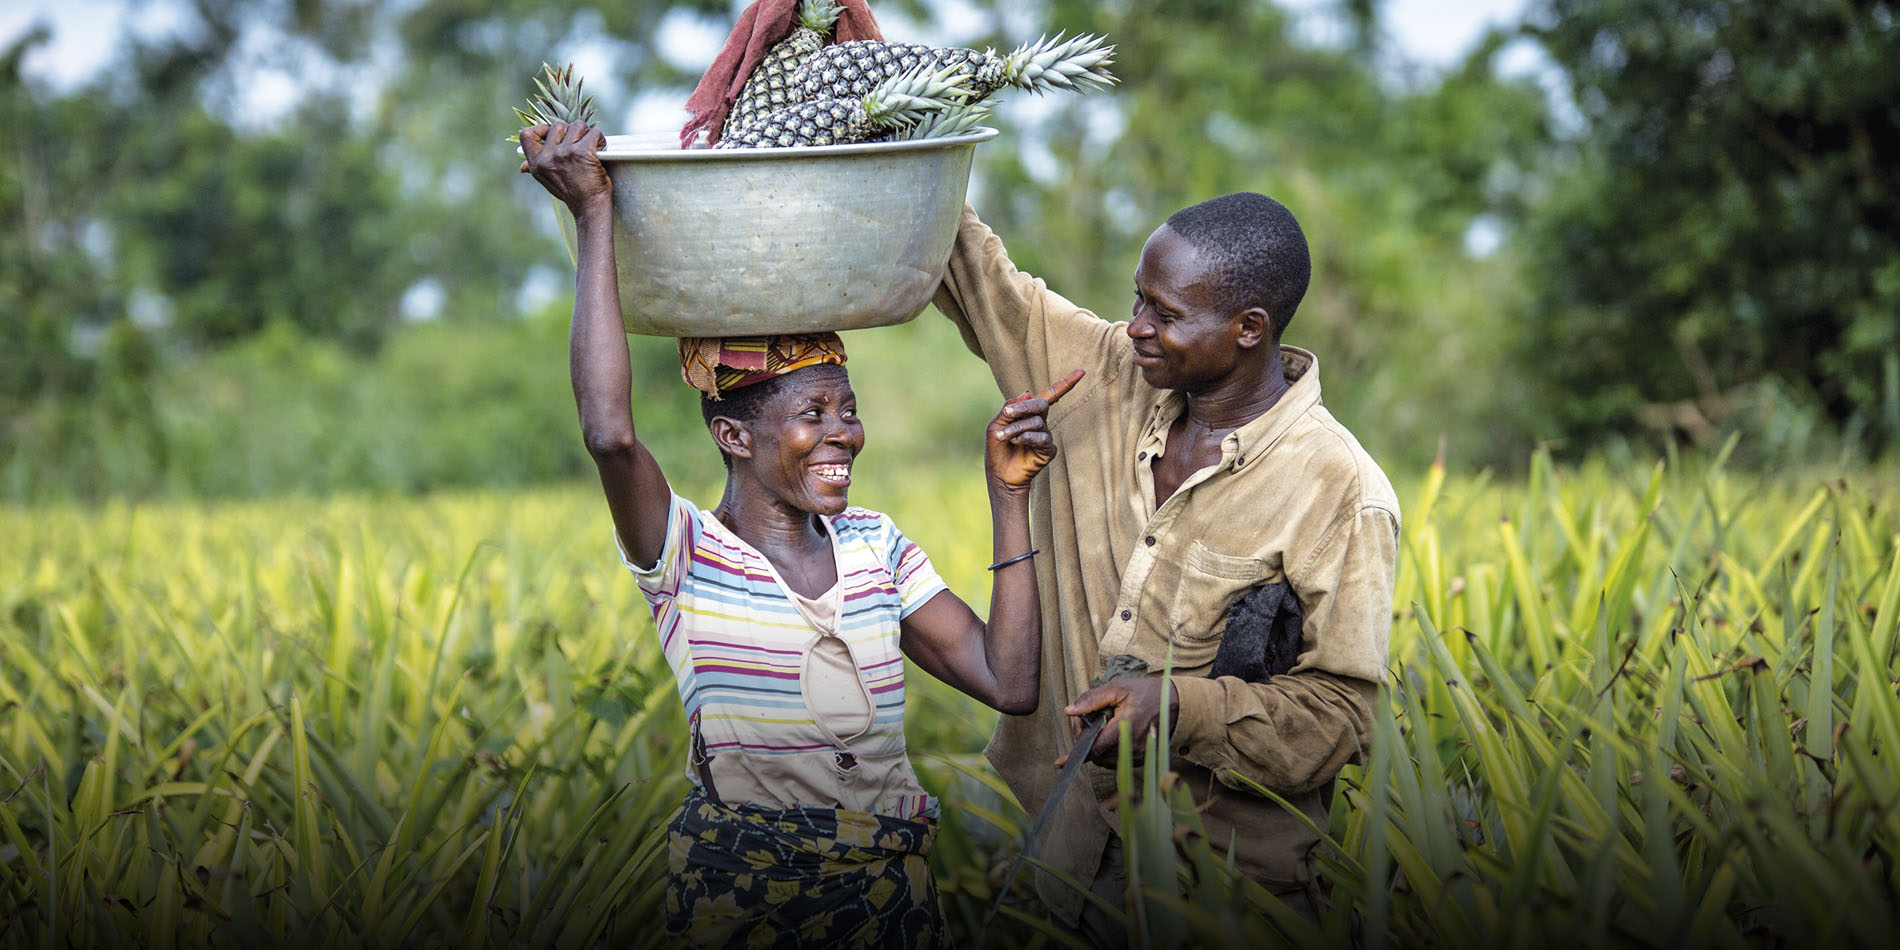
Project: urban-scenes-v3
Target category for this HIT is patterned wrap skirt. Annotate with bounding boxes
[664,788,946,948]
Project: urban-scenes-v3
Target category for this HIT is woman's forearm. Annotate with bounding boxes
[569,198,635,454]
[981,484,1042,713]
[900,373,1071,713]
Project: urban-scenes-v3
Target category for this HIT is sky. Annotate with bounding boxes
[2,0,1539,97]
[1370,0,1535,64]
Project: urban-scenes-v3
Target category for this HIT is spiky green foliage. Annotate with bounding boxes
[511,62,597,134]
[724,0,843,140]
[793,0,844,35]
[717,63,972,149]
[892,100,993,142]
[3,448,1897,948]
[1030,445,1900,948]
[792,33,1116,105]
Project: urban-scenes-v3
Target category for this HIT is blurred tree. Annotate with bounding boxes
[4,0,736,360]
[3,0,1617,498]
[109,99,413,350]
[1,27,120,414]
[1,26,169,496]
[931,0,1554,463]
[1523,0,1900,452]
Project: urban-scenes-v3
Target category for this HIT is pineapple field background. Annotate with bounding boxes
[5,0,1900,946]
[6,452,1900,947]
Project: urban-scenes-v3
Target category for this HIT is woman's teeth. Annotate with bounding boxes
[812,464,851,484]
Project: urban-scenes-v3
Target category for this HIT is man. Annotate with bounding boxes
[932,193,1399,936]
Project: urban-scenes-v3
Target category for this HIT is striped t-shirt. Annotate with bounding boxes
[622,493,949,819]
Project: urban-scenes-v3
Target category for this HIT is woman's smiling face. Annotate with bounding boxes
[732,365,864,516]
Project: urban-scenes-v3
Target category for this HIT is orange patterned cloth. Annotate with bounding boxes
[678,333,848,398]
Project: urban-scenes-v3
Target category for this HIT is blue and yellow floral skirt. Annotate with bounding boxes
[664,788,946,948]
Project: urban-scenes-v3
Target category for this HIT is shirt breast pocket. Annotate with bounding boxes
[1167,541,1271,643]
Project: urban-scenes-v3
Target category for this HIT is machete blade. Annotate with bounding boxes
[981,709,1110,928]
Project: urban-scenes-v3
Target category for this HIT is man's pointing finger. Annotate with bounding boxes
[1037,368,1086,406]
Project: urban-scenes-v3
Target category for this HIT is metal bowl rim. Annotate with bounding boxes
[596,126,998,161]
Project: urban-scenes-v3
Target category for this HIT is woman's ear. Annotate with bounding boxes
[1233,306,1272,350]
[709,416,753,461]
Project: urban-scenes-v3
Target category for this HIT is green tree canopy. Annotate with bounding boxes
[1523,0,1900,452]
[950,0,1553,462]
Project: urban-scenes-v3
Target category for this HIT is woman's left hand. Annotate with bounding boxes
[986,369,1085,492]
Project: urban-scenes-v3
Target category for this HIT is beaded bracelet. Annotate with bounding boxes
[987,549,1040,571]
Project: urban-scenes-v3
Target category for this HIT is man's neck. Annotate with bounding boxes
[1181,345,1289,434]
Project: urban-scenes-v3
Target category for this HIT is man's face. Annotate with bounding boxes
[1127,225,1242,393]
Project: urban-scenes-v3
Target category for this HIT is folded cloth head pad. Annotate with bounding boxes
[678,332,849,399]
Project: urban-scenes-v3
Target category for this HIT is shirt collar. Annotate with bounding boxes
[1139,346,1323,471]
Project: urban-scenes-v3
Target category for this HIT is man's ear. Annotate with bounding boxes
[1233,306,1272,350]
[709,417,753,461]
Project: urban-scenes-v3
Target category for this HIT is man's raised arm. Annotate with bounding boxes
[933,205,1126,399]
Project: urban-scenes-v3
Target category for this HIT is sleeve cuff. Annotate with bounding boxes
[1166,674,1226,756]
[616,496,680,578]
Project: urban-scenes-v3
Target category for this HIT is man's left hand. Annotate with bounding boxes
[1054,676,1181,768]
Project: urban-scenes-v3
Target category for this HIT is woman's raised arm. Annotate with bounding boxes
[900,369,1084,714]
[521,122,672,566]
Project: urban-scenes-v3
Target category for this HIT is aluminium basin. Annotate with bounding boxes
[593,127,998,337]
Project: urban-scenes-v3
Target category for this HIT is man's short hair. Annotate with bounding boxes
[1164,193,1311,338]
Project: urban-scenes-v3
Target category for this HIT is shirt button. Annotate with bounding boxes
[1145,536,1155,546]
[1137,452,1147,461]
[1120,609,1132,621]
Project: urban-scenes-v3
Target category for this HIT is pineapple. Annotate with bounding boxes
[718,63,973,148]
[512,62,598,139]
[791,33,1115,105]
[724,0,843,139]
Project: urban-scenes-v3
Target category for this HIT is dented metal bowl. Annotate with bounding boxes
[592,128,997,337]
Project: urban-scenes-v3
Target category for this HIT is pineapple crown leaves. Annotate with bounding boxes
[516,62,599,130]
[795,0,844,33]
[893,100,993,141]
[1000,33,1117,95]
[860,63,976,126]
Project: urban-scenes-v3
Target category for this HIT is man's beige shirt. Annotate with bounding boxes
[933,207,1400,922]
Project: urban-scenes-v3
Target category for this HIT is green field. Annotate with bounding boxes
[3,450,1897,948]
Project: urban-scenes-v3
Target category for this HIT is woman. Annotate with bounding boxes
[519,119,1082,947]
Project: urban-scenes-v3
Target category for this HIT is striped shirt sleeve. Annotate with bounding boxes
[883,517,949,618]
[617,493,697,601]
